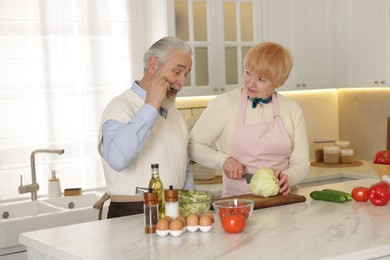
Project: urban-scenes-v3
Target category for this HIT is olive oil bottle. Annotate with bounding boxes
[148,163,165,219]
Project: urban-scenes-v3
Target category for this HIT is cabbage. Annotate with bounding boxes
[249,167,280,197]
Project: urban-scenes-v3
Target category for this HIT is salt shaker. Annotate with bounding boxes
[164,185,179,219]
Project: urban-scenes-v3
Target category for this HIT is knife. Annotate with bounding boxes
[243,173,254,184]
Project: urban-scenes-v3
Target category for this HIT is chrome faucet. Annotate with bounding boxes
[18,149,65,201]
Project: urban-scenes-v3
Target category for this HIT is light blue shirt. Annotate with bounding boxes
[101,82,195,189]
[102,82,161,172]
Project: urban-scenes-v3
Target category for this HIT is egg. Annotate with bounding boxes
[186,213,199,226]
[156,219,169,231]
[169,218,183,230]
[177,215,187,227]
[162,216,172,223]
[203,212,215,223]
[199,214,212,226]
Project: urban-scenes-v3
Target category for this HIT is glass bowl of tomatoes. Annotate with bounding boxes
[212,199,254,221]
[371,150,390,181]
[370,162,390,181]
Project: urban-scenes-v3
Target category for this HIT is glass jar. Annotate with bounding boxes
[323,146,340,164]
[340,149,354,164]
[314,138,335,162]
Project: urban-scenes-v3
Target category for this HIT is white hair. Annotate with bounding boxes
[143,36,192,73]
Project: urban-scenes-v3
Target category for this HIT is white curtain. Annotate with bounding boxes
[0,0,150,200]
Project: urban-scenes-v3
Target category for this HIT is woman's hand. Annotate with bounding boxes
[223,157,245,179]
[275,170,291,195]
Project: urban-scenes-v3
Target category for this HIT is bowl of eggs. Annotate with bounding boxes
[178,190,214,218]
[155,212,215,237]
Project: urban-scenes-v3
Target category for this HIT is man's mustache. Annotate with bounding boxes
[168,85,180,94]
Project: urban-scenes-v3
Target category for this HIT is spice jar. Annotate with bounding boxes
[340,149,354,164]
[323,146,340,164]
[314,138,335,162]
[164,186,179,219]
[144,188,158,233]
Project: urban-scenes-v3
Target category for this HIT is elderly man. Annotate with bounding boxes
[95,37,194,218]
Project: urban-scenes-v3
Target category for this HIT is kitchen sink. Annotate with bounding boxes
[0,192,108,249]
[42,192,103,210]
[0,201,61,220]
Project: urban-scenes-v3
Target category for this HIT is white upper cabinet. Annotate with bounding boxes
[261,0,336,91]
[340,0,390,88]
[168,0,261,97]
[166,0,390,96]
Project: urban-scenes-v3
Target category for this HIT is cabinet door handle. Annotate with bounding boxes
[374,81,379,84]
[296,84,301,87]
[213,88,218,92]
[220,88,225,91]
[302,83,306,87]
[381,81,385,84]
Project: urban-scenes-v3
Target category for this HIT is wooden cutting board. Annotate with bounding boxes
[212,193,306,210]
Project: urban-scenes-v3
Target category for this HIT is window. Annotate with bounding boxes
[170,0,260,96]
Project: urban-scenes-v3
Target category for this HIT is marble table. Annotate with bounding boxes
[20,178,390,260]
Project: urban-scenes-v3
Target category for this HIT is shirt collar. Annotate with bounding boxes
[131,81,146,100]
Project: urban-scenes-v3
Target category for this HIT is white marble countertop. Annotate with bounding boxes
[20,176,390,260]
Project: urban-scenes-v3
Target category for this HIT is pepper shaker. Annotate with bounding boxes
[144,188,158,233]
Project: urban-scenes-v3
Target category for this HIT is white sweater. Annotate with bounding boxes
[98,89,188,196]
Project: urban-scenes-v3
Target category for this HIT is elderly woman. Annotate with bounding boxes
[188,42,310,197]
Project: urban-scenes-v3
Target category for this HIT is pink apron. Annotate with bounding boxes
[223,90,292,197]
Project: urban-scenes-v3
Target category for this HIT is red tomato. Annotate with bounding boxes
[373,150,390,165]
[237,206,251,220]
[351,187,369,202]
[218,206,251,220]
[369,181,390,206]
[221,212,246,233]
[218,208,229,220]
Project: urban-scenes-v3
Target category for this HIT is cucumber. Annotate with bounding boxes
[310,191,347,203]
[321,189,353,201]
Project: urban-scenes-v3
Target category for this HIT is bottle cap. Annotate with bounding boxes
[144,189,158,202]
[164,185,178,202]
[323,146,340,153]
[335,140,350,148]
[340,148,354,156]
